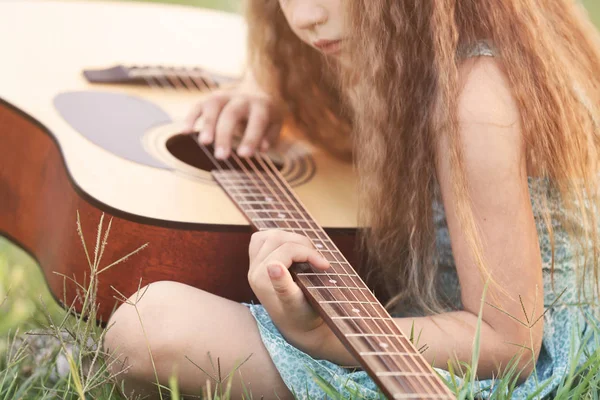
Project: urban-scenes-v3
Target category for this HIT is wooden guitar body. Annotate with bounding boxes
[0,1,359,323]
[0,3,461,397]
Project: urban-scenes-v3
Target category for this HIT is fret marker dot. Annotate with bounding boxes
[315,243,324,249]
[379,342,389,349]
[278,213,286,218]
[352,308,360,313]
[328,279,337,284]
[265,197,273,202]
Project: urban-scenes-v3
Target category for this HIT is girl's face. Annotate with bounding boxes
[278,0,345,58]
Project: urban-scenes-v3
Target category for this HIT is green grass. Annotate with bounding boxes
[583,0,600,27]
[2,215,599,400]
[2,1,600,399]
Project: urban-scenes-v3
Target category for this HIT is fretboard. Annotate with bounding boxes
[213,168,455,400]
[83,64,235,90]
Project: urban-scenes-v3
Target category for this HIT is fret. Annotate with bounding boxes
[226,186,287,195]
[319,303,389,326]
[240,207,304,216]
[297,273,359,277]
[218,178,287,189]
[312,248,341,253]
[300,230,336,241]
[306,285,369,291]
[348,337,448,396]
[229,190,273,196]
[242,206,302,213]
[318,300,380,305]
[393,395,454,399]
[344,333,399,338]
[332,316,390,321]
[301,278,378,299]
[299,273,368,292]
[235,200,265,204]
[285,227,323,232]
[321,252,349,264]
[225,185,273,192]
[359,351,414,356]
[276,220,321,230]
[243,208,306,217]
[252,217,311,223]
[218,172,286,182]
[212,169,456,399]
[246,212,305,219]
[376,372,436,377]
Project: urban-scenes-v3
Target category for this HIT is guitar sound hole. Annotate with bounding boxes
[166,134,283,172]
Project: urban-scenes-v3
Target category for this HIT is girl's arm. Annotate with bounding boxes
[317,57,544,381]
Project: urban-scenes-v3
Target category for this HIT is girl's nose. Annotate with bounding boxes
[291,3,328,30]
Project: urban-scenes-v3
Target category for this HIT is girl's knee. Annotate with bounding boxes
[103,281,181,380]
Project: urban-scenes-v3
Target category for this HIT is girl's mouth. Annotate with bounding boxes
[313,39,343,55]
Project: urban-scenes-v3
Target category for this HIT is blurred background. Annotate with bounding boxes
[0,0,599,336]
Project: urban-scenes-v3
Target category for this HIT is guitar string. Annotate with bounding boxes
[137,67,219,92]
[162,71,451,395]
[224,153,427,394]
[191,135,446,396]
[165,71,186,90]
[184,71,209,91]
[142,75,160,89]
[210,151,374,353]
[171,68,192,90]
[172,67,197,92]
[153,69,175,90]
[250,156,439,396]
[192,142,421,394]
[181,98,445,395]
[253,154,446,395]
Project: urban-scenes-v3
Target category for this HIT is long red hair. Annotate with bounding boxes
[245,0,600,313]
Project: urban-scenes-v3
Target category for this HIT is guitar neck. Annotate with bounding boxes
[212,167,454,399]
[83,64,236,90]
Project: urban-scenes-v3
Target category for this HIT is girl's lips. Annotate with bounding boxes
[313,39,343,54]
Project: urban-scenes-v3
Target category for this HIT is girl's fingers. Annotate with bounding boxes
[256,121,282,153]
[264,242,331,272]
[198,97,229,146]
[248,242,329,300]
[260,139,270,152]
[237,103,271,157]
[183,101,204,133]
[183,93,228,137]
[214,99,250,159]
[264,120,283,149]
[266,262,305,307]
[249,230,317,268]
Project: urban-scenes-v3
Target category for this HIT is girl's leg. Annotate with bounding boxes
[102,280,293,400]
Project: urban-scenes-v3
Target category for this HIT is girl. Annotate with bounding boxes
[103,0,600,398]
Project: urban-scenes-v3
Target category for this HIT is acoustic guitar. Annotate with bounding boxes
[0,1,454,398]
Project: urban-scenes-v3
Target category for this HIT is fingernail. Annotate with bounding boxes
[200,131,211,144]
[261,141,270,151]
[215,147,227,159]
[237,145,251,157]
[267,264,282,279]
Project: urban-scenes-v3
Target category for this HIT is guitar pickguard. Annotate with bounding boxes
[53,90,317,187]
[54,90,172,169]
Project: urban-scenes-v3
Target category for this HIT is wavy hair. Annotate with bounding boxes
[244,0,600,313]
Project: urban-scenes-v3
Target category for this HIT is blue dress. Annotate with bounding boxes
[243,44,600,399]
[244,178,599,399]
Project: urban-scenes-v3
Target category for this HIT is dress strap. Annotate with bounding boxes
[458,40,496,59]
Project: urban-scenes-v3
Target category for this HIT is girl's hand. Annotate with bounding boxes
[247,230,335,359]
[183,86,283,160]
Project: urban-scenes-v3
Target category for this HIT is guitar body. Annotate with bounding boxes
[0,1,360,323]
